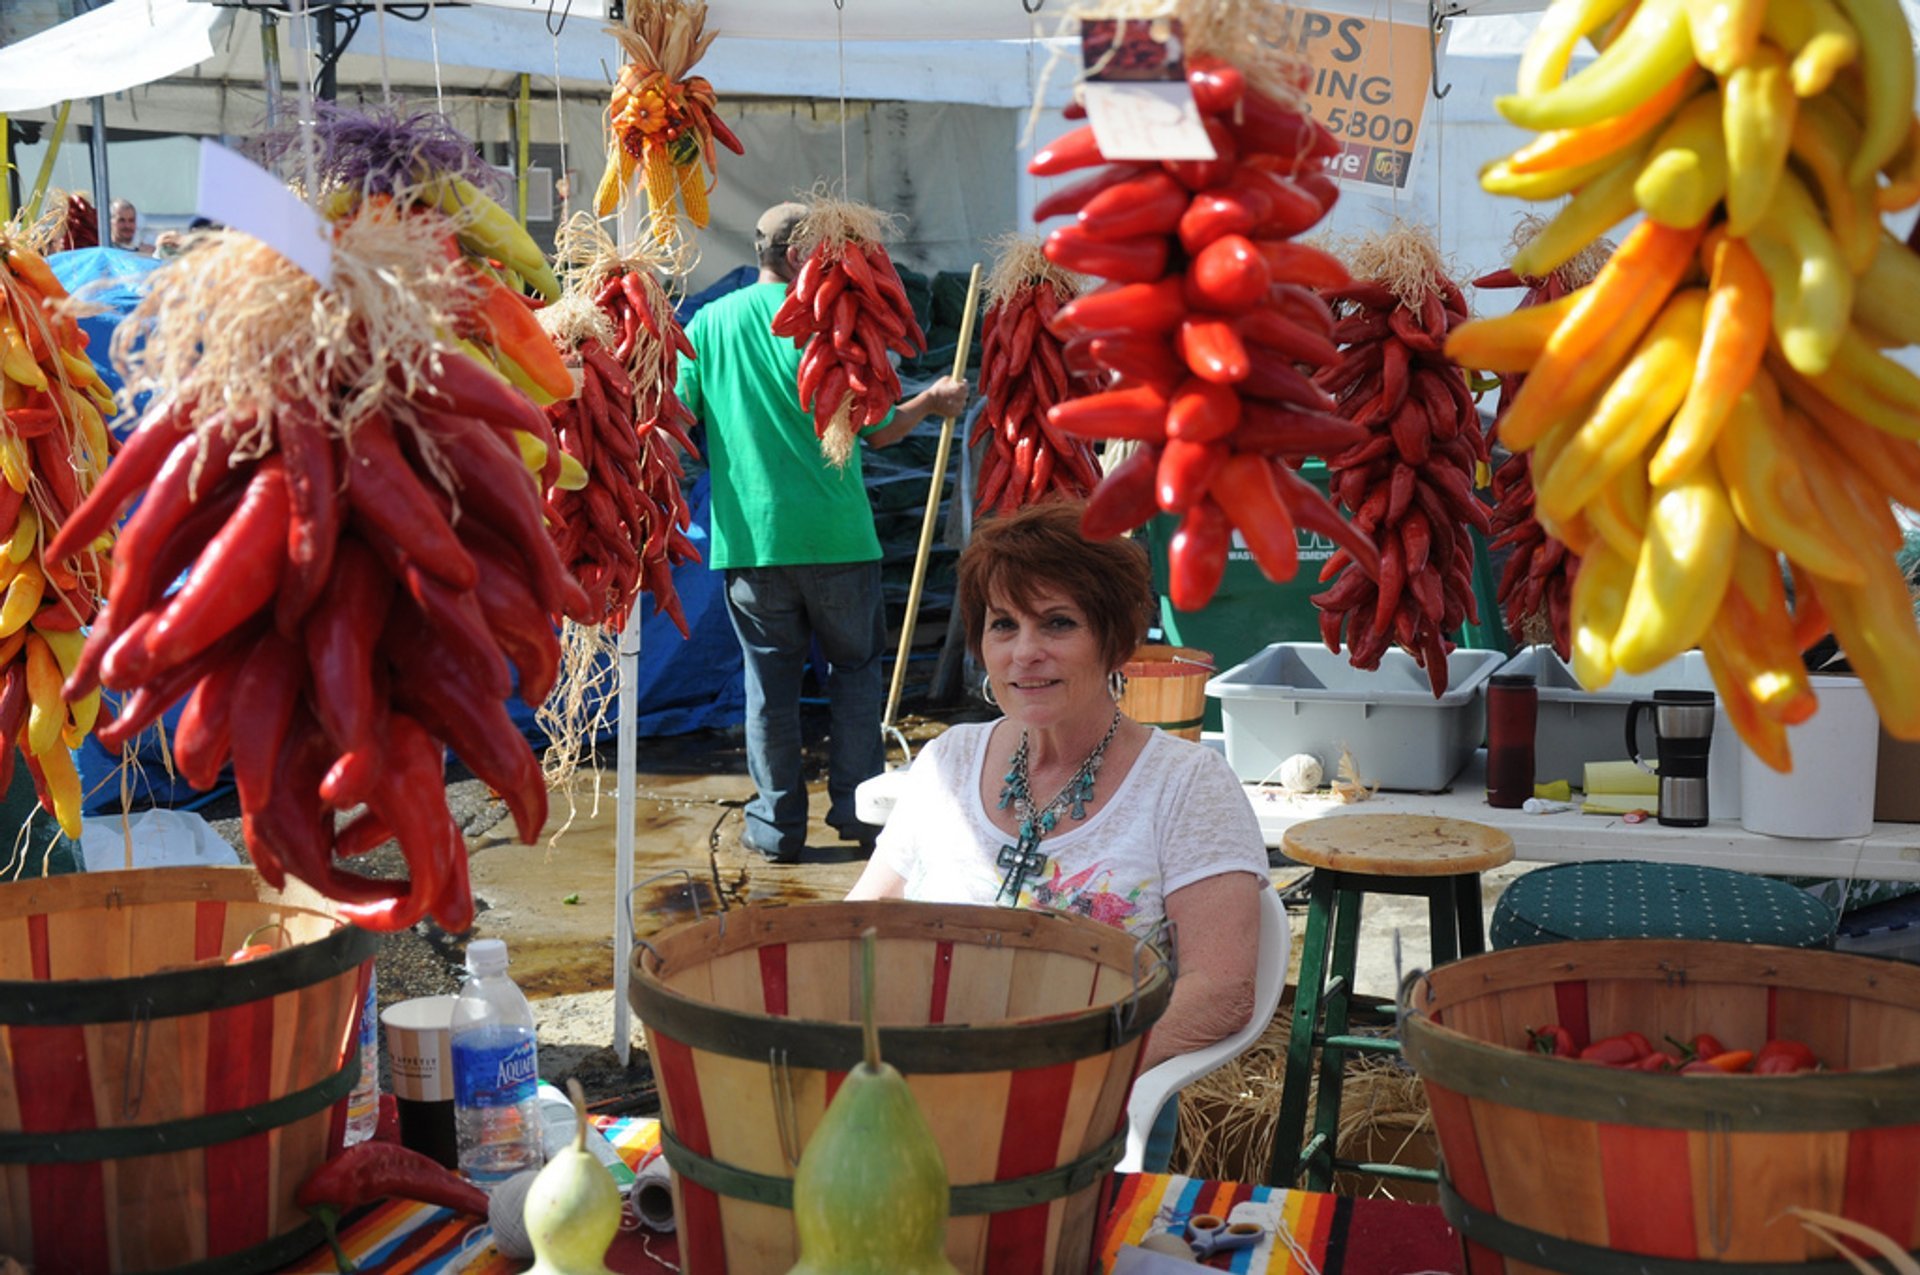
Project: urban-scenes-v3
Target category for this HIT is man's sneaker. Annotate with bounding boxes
[830,821,881,853]
[742,830,803,865]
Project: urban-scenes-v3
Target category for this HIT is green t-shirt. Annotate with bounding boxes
[677,282,888,570]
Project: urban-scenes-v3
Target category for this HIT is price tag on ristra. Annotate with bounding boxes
[1285,5,1445,196]
[1079,17,1219,162]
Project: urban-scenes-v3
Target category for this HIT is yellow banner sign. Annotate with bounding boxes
[1281,8,1438,193]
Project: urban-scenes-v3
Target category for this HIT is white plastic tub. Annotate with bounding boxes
[1206,644,1504,791]
[1740,675,1880,839]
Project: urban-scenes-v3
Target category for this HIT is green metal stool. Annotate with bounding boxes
[1269,813,1514,1191]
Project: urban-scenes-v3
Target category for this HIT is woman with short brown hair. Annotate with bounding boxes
[849,501,1268,1074]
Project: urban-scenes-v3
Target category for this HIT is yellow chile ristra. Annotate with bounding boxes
[1516,0,1634,96]
[22,633,63,759]
[1570,539,1636,690]
[1499,0,1693,132]
[1482,145,1634,202]
[1790,97,1880,275]
[1651,235,1770,485]
[1508,137,1651,276]
[1440,292,1580,373]
[1821,554,1920,741]
[1722,532,1817,724]
[1586,461,1650,563]
[6,507,36,563]
[1853,234,1920,344]
[1536,288,1707,526]
[1712,384,1865,585]
[1800,333,1920,439]
[34,739,81,839]
[1752,172,1851,375]
[1837,0,1917,186]
[0,319,44,390]
[0,560,44,639]
[1761,0,1858,97]
[1721,45,1796,237]
[1701,627,1792,772]
[1611,463,1738,675]
[1875,118,1920,212]
[1683,0,1764,78]
[1634,91,1727,228]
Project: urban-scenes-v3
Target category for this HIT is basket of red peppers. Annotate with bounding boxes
[1527,1024,1828,1075]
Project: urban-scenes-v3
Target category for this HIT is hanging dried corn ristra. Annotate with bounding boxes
[0,233,114,837]
[594,0,745,245]
[1029,10,1381,613]
[59,205,594,930]
[1471,224,1615,662]
[1310,230,1487,697]
[1446,0,1920,771]
[770,195,928,467]
[972,237,1099,515]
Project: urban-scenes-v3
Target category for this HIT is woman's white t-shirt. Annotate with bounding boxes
[874,722,1268,940]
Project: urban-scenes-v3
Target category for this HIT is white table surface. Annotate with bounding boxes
[855,745,1920,883]
[1250,750,1920,882]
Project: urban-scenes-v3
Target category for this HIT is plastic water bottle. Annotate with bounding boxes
[450,939,543,1186]
[344,969,380,1145]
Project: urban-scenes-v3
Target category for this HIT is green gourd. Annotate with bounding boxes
[523,1079,621,1275]
[786,931,962,1275]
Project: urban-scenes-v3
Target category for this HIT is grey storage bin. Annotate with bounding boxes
[1206,643,1505,791]
[1494,647,1739,813]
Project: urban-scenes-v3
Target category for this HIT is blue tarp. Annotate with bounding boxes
[48,247,161,402]
[45,249,745,816]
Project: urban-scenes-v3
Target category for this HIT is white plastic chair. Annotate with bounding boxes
[854,767,910,828]
[1119,883,1291,1173]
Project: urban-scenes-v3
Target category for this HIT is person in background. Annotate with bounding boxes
[848,500,1268,1078]
[676,201,969,864]
[108,200,151,254]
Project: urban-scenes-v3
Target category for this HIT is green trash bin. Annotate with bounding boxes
[1145,461,1508,731]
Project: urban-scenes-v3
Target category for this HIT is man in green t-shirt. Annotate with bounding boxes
[677,202,968,863]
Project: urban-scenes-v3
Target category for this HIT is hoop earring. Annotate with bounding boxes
[1108,669,1127,703]
[981,674,999,707]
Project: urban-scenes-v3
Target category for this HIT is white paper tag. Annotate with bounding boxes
[1079,16,1216,163]
[195,138,335,288]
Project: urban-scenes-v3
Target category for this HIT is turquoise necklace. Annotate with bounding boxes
[994,708,1123,906]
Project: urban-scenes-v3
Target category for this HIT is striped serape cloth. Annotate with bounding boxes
[1097,1173,1462,1273]
[280,1117,669,1274]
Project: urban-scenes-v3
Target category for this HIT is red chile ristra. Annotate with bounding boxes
[1474,265,1579,659]
[973,275,1101,514]
[1029,53,1382,612]
[771,237,928,443]
[48,353,594,931]
[1309,270,1489,697]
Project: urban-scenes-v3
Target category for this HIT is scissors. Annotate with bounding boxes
[1184,1213,1265,1258]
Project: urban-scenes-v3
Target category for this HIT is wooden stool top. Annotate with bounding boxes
[1282,814,1515,878]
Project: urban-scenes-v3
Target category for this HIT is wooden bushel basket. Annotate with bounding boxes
[1400,939,1920,1273]
[1118,645,1214,741]
[0,867,380,1274]
[629,900,1172,1274]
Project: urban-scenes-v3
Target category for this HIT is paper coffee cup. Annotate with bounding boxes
[382,994,459,1168]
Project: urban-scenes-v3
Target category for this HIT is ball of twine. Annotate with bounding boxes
[487,1168,543,1259]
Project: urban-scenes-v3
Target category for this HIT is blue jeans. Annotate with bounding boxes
[723,562,886,856]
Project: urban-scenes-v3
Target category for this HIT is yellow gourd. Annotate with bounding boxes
[786,931,961,1275]
[524,1079,621,1275]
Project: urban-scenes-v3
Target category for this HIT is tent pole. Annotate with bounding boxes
[260,12,284,128]
[881,262,982,735]
[88,98,110,248]
[23,101,71,224]
[613,604,640,1065]
[1,117,11,224]
[516,73,531,227]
